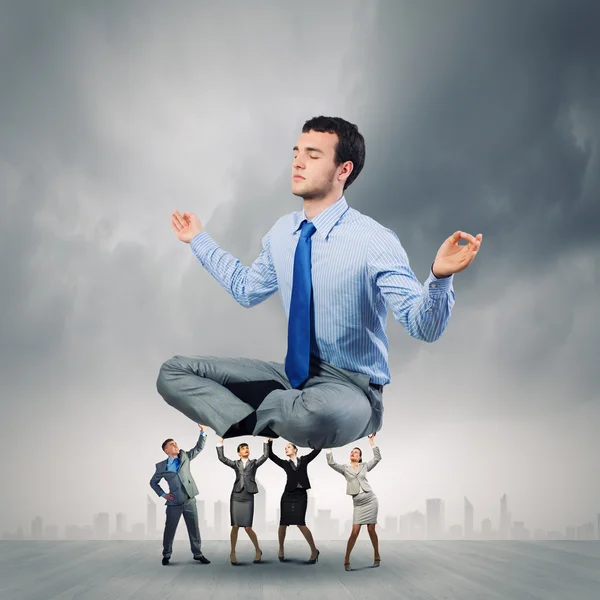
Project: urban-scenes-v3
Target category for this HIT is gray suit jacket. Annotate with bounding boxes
[326,446,381,495]
[150,433,206,506]
[217,442,269,494]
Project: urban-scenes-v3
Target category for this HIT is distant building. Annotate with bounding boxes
[500,494,511,540]
[31,516,43,540]
[511,521,529,540]
[426,499,445,540]
[255,479,267,536]
[116,513,127,539]
[565,526,576,540]
[384,516,398,539]
[547,530,563,540]
[65,525,80,540]
[315,509,339,539]
[399,511,425,539]
[81,525,93,539]
[147,495,157,538]
[577,522,594,540]
[464,497,474,539]
[131,523,145,539]
[214,500,225,539]
[481,518,492,539]
[93,513,110,540]
[197,500,207,533]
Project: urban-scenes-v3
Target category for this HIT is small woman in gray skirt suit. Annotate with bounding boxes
[326,433,381,571]
[217,437,269,565]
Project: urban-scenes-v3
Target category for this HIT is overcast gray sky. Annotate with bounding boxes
[1,0,599,535]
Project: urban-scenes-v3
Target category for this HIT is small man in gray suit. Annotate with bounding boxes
[150,423,211,565]
[217,437,269,565]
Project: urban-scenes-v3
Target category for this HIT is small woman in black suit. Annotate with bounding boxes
[267,438,321,564]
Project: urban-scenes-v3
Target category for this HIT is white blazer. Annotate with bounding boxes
[326,446,381,495]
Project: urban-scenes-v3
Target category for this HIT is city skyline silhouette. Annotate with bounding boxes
[5,487,599,543]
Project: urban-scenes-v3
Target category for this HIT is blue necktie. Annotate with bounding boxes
[285,220,317,388]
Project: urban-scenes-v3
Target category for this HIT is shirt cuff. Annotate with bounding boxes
[190,232,218,262]
[426,269,454,293]
[200,431,207,437]
[161,493,166,498]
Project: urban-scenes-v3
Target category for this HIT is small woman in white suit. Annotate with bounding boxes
[326,433,381,571]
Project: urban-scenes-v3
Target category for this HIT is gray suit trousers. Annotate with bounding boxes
[162,497,201,558]
[156,354,383,448]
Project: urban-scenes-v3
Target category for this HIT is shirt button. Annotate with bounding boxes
[431,284,437,288]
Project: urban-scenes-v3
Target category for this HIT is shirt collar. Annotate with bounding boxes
[291,196,349,240]
[167,456,179,465]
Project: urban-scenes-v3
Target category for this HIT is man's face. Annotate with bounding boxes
[238,445,250,458]
[291,130,340,199]
[163,440,179,457]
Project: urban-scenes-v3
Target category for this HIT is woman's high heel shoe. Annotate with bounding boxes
[230,552,238,565]
[307,549,320,564]
[344,560,351,571]
[372,556,381,568]
[278,551,285,562]
[253,550,263,564]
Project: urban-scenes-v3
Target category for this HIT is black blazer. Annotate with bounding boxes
[268,440,321,492]
[216,442,269,494]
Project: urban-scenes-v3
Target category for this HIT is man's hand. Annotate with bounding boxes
[218,437,224,444]
[165,493,175,501]
[171,210,203,243]
[432,231,482,278]
[198,424,206,432]
[368,433,376,446]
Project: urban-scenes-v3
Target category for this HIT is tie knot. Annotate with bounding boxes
[300,221,317,239]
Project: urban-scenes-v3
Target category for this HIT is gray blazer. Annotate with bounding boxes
[326,446,381,496]
[150,433,206,506]
[217,442,269,494]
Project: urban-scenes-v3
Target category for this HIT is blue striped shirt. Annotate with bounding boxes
[190,196,454,385]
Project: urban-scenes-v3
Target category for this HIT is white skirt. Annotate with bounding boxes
[352,490,378,525]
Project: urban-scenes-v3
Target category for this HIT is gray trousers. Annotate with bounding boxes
[162,497,202,558]
[156,354,383,448]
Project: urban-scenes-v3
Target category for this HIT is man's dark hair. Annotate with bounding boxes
[353,447,363,463]
[162,438,174,451]
[302,116,366,190]
[237,443,249,453]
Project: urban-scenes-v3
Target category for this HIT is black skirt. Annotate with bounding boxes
[279,488,308,526]
[230,488,254,527]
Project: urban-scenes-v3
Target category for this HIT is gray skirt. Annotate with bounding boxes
[352,490,378,525]
[230,488,254,527]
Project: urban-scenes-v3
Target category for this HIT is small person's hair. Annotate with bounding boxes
[237,443,249,453]
[162,438,174,451]
[353,447,363,463]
